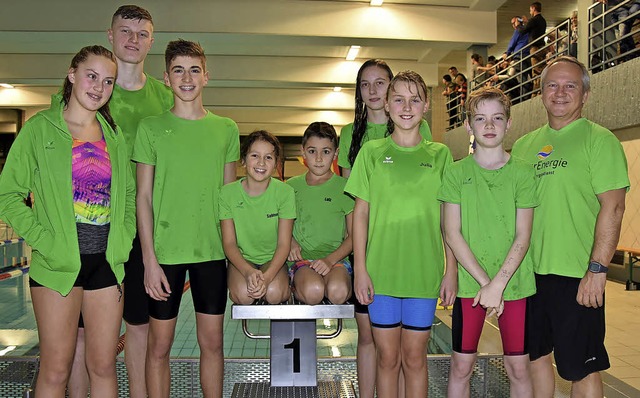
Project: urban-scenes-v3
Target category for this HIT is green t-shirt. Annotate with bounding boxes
[338,120,433,169]
[437,155,538,300]
[109,74,173,177]
[219,178,296,264]
[511,118,629,278]
[132,110,240,264]
[344,137,452,298]
[287,173,354,260]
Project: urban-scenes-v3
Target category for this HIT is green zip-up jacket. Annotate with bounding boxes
[0,95,136,295]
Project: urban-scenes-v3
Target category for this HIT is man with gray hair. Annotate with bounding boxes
[512,56,628,397]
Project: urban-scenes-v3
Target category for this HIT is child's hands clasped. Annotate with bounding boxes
[246,268,266,299]
[473,280,505,317]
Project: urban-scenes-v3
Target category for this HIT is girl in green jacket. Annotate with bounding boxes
[0,46,136,397]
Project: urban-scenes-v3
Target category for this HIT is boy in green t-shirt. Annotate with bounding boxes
[133,39,239,398]
[287,122,354,305]
[438,87,537,398]
[106,6,173,398]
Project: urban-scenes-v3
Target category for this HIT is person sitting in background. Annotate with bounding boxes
[491,57,519,100]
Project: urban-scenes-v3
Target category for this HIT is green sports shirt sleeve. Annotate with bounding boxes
[511,118,629,278]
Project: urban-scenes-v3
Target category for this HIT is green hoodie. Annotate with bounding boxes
[0,95,136,295]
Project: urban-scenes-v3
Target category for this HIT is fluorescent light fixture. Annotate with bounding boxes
[0,346,16,356]
[333,87,342,92]
[0,83,15,89]
[370,0,384,5]
[346,45,361,61]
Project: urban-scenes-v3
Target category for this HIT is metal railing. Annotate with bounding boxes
[445,19,572,130]
[589,0,640,72]
[445,0,640,129]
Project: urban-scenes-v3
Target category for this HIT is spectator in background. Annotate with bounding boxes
[470,53,485,88]
[455,74,468,122]
[591,0,617,70]
[569,10,578,57]
[519,2,547,95]
[520,2,547,56]
[442,75,458,128]
[492,57,519,101]
[449,66,467,83]
[505,16,530,60]
[608,0,640,59]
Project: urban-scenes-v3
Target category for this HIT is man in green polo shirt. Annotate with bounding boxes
[511,56,629,397]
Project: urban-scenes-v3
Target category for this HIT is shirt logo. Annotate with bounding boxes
[420,162,433,168]
[266,213,278,218]
[324,197,332,202]
[45,141,55,150]
[236,201,244,208]
[383,156,393,164]
[463,177,472,185]
[537,144,553,160]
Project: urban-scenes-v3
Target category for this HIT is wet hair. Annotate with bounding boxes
[241,130,282,165]
[61,45,117,130]
[531,2,542,12]
[111,5,153,26]
[165,39,206,71]
[302,122,338,149]
[442,74,452,83]
[466,87,512,121]
[540,55,590,93]
[347,59,393,167]
[385,70,428,135]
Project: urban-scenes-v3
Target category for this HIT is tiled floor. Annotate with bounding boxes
[1,262,639,395]
[436,281,640,393]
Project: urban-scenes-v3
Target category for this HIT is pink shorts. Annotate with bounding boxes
[452,297,528,356]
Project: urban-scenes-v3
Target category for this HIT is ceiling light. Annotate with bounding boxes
[0,83,15,89]
[370,0,384,5]
[346,45,361,61]
[333,87,342,92]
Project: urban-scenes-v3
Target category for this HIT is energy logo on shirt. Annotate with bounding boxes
[537,145,553,160]
[533,144,568,179]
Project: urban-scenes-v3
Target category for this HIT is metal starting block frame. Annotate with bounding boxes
[232,298,354,388]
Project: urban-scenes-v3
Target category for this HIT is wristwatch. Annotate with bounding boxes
[588,260,608,273]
